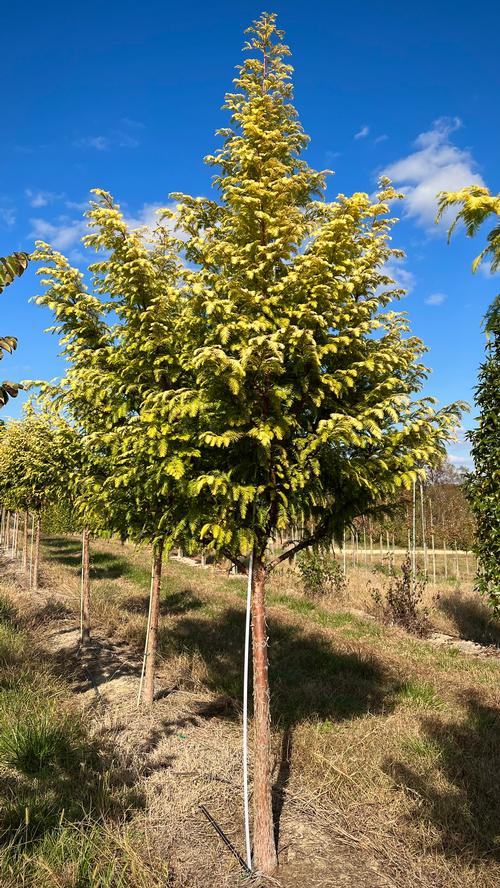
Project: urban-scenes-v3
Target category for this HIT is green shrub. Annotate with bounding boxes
[297,550,346,598]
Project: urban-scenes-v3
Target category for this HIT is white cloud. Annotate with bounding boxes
[30,216,87,251]
[477,259,500,278]
[425,292,447,306]
[123,202,165,232]
[374,134,388,145]
[382,259,416,295]
[354,125,370,140]
[77,135,111,151]
[448,452,473,468]
[25,189,62,208]
[30,201,178,256]
[65,199,90,211]
[121,117,145,130]
[0,206,16,227]
[75,128,140,152]
[123,201,179,237]
[381,117,485,229]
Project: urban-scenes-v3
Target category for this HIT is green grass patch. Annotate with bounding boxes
[397,680,444,709]
[0,592,159,886]
[400,734,442,760]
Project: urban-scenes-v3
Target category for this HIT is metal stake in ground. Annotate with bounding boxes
[199,805,251,875]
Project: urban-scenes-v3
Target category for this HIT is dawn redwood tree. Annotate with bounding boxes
[0,414,70,589]
[174,14,463,873]
[33,245,112,643]
[37,396,96,642]
[438,186,500,605]
[35,192,193,702]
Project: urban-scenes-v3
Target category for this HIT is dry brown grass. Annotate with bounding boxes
[1,536,500,887]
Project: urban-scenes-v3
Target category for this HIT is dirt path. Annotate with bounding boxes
[427,630,500,659]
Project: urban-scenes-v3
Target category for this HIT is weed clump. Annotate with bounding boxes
[373,554,428,636]
[297,550,347,599]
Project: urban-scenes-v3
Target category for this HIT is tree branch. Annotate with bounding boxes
[221,548,247,574]
[266,519,331,572]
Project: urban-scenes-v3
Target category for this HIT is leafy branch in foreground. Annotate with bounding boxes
[0,251,29,408]
[438,185,500,608]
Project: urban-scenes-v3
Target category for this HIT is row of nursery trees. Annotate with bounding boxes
[349,461,475,553]
[0,14,498,875]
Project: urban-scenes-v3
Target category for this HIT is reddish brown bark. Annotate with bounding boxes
[32,514,41,591]
[251,557,278,874]
[81,527,91,644]
[142,540,164,707]
[22,512,29,572]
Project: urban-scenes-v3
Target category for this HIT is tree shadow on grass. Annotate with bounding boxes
[43,536,82,568]
[122,588,204,617]
[385,691,500,862]
[438,591,500,646]
[159,606,400,727]
[43,538,146,583]
[157,606,400,847]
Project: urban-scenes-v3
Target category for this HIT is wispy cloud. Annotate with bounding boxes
[0,206,16,227]
[30,216,87,251]
[477,259,500,278]
[325,149,341,163]
[65,199,90,211]
[123,202,165,231]
[425,292,447,306]
[25,188,63,208]
[29,199,178,256]
[374,134,388,145]
[381,117,484,229]
[76,135,111,151]
[123,201,180,241]
[383,259,416,295]
[75,122,142,152]
[354,125,370,140]
[448,451,473,468]
[121,117,145,130]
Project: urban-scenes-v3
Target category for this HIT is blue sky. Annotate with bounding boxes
[2,0,499,466]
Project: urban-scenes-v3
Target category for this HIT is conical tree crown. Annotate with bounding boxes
[173,13,463,557]
[208,12,325,267]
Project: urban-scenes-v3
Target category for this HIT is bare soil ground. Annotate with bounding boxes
[2,537,500,888]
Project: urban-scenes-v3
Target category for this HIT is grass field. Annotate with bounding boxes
[0,535,499,887]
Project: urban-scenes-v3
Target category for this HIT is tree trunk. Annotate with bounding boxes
[251,558,278,874]
[81,527,91,644]
[5,511,10,553]
[22,512,29,572]
[142,540,164,707]
[32,514,41,591]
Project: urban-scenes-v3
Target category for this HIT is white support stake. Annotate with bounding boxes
[242,548,253,871]
[137,561,155,707]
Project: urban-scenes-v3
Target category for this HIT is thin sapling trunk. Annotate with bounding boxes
[251,556,278,874]
[22,511,29,572]
[80,527,91,644]
[32,514,41,591]
[141,540,164,707]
